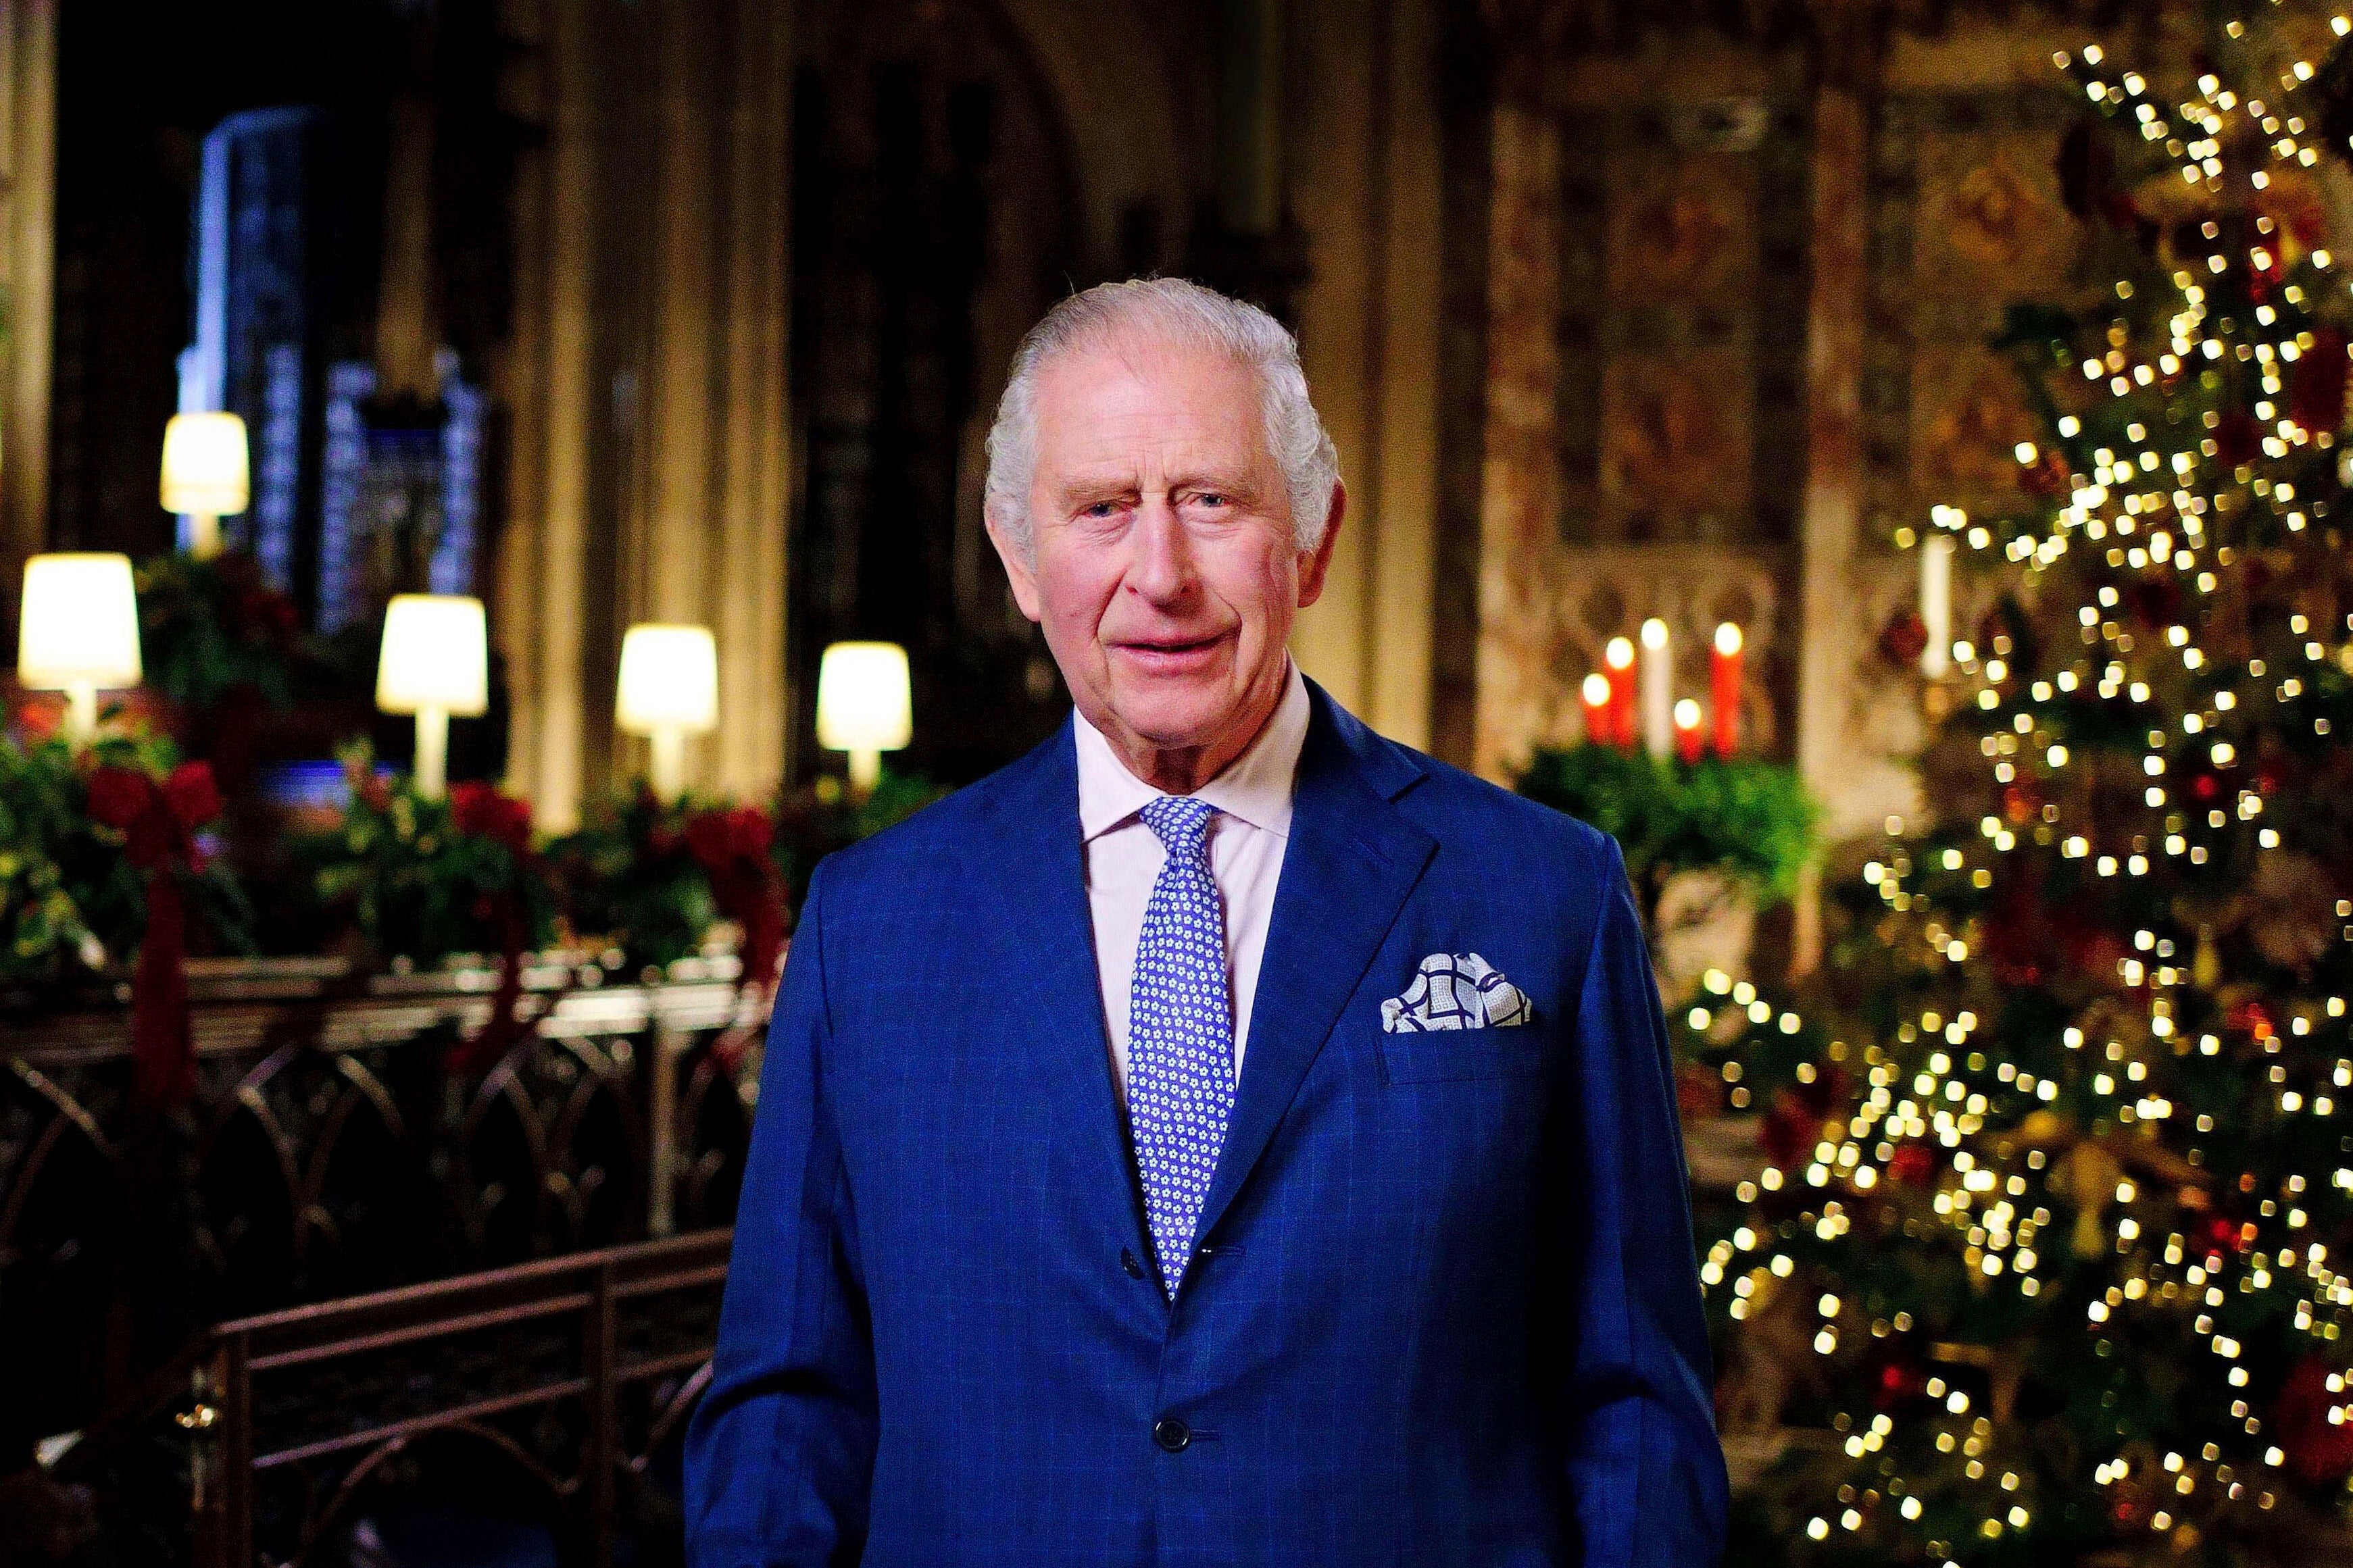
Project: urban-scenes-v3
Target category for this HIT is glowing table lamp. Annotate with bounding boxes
[376,595,487,800]
[18,553,142,747]
[816,640,910,794]
[617,623,719,803]
[160,411,250,560]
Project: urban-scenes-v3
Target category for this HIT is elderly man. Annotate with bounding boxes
[685,279,1727,1566]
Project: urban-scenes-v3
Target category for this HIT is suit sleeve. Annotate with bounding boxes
[685,861,878,1568]
[1556,834,1729,1567]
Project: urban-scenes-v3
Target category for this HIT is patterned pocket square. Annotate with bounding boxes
[1380,953,1533,1032]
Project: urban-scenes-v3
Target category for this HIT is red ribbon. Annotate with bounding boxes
[86,761,220,1109]
[445,888,531,1077]
[442,782,543,1077]
[687,805,787,998]
[685,805,787,1073]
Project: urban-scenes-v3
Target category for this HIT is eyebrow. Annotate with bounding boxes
[1051,466,1262,504]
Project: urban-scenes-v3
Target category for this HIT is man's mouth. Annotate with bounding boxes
[1112,632,1229,669]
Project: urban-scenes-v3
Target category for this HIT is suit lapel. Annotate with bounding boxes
[976,720,1149,1253]
[1191,685,1436,1248]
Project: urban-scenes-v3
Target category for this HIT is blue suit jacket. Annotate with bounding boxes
[685,685,1727,1566]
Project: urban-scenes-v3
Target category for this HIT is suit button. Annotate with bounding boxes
[1153,1417,1190,1453]
[1120,1248,1144,1279]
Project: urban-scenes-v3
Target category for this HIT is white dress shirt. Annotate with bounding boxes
[1074,661,1310,1103]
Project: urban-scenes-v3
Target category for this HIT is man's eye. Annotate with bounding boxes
[1193,492,1228,508]
[1081,501,1120,518]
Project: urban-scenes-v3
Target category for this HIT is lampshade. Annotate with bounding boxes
[376,595,488,715]
[159,411,251,516]
[18,554,143,690]
[815,641,912,753]
[616,624,719,734]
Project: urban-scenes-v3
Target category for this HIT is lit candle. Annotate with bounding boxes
[1710,622,1743,757]
[1581,672,1612,745]
[1603,636,1637,749]
[1674,697,1706,763]
[1921,534,1955,678]
[1639,617,1672,759]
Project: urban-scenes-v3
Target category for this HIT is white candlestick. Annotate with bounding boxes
[1639,617,1673,759]
[1920,534,1955,678]
[414,707,449,800]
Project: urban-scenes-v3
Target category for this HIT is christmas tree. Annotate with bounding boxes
[1708,10,2353,1563]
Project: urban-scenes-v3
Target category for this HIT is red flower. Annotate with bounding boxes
[164,761,222,830]
[86,764,152,831]
[11,691,60,740]
[685,808,739,874]
[357,773,393,813]
[451,780,533,853]
[728,805,775,861]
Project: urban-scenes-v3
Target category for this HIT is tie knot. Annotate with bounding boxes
[1139,794,1220,859]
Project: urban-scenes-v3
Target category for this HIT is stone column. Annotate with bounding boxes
[1291,0,1443,749]
[624,0,792,801]
[505,0,793,817]
[1790,13,1879,972]
[502,0,599,832]
[1471,100,1564,782]
[0,0,54,589]
[1218,0,1285,237]
[710,0,794,796]
[375,95,441,401]
[638,2,717,636]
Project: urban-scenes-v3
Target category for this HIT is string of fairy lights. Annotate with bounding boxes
[1693,11,2353,1559]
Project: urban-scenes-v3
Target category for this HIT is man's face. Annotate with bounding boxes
[989,332,1343,785]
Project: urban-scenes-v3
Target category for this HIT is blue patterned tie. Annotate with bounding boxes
[1128,795,1235,1297]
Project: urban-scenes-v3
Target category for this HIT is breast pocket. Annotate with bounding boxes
[1378,1023,1549,1086]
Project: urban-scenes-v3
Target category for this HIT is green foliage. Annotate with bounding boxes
[0,726,250,986]
[771,767,952,908]
[545,788,751,972]
[1514,744,1819,916]
[134,550,301,712]
[288,739,553,967]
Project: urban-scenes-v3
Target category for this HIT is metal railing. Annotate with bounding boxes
[97,1231,735,1568]
[1,956,766,1459]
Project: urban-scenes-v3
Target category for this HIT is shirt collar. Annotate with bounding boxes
[1074,661,1310,842]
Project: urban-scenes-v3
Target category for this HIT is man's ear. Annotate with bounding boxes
[985,513,1045,624]
[1294,478,1347,609]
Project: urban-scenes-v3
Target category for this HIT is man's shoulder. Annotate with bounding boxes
[1415,750,1600,838]
[1310,692,1621,917]
[1359,730,1615,874]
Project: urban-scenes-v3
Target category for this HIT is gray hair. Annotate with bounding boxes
[982,277,1340,555]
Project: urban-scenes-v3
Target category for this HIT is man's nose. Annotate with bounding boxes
[1126,499,1195,605]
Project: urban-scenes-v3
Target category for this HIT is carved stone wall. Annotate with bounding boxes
[1456,9,2229,857]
